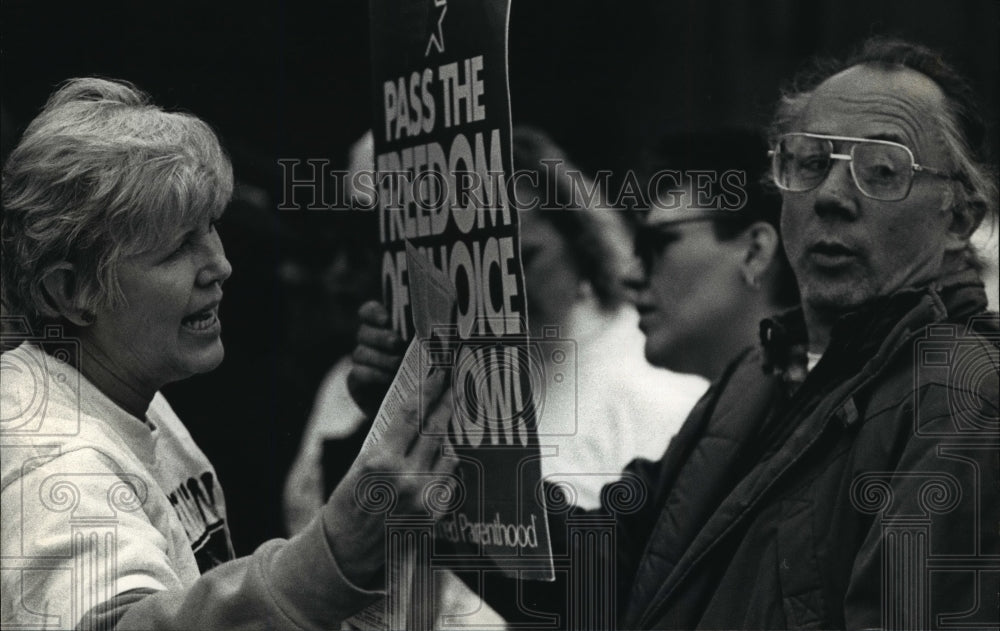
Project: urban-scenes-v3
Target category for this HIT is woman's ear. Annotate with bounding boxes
[39,263,94,326]
[740,222,779,290]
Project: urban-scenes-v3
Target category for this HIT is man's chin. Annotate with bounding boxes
[804,286,872,316]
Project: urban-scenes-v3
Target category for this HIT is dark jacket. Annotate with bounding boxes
[488,270,998,629]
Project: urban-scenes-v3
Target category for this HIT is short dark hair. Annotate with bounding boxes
[642,128,800,307]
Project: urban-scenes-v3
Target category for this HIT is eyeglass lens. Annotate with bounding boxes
[775,135,913,200]
[634,227,680,270]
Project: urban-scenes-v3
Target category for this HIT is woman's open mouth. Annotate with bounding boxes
[182,307,220,333]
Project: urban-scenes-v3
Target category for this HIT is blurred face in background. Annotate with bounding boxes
[281,232,381,364]
[518,203,581,338]
[632,191,751,376]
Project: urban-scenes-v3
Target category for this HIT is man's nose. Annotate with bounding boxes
[813,159,859,220]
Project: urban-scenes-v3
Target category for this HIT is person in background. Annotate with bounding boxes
[1,77,455,630]
[346,125,711,629]
[511,126,709,503]
[969,209,999,310]
[346,127,792,629]
[628,129,800,382]
[283,208,381,536]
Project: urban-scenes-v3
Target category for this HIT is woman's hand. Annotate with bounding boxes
[347,301,407,419]
[322,361,457,588]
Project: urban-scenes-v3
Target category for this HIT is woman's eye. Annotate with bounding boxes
[167,238,192,258]
[160,233,194,261]
[161,219,219,262]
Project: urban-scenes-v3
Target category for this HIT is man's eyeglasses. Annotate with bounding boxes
[769,132,956,201]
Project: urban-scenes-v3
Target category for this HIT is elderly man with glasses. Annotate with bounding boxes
[549,36,996,630]
[349,37,998,629]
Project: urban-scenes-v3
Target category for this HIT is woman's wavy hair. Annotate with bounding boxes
[512,126,630,311]
[1,77,233,328]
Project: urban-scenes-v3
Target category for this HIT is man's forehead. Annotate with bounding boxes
[797,64,947,145]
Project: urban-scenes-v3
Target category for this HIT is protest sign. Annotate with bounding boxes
[368,0,554,583]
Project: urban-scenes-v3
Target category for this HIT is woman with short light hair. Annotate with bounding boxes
[1,77,455,630]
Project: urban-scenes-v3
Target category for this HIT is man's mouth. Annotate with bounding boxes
[807,241,858,266]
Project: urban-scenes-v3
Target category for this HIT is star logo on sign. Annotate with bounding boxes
[425,0,447,56]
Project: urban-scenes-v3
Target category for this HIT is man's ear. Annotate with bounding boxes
[740,222,780,287]
[942,187,986,254]
[39,263,94,326]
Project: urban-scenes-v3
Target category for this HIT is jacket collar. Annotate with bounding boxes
[631,269,988,628]
[759,268,988,382]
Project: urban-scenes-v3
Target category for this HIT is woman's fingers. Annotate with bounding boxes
[348,302,406,416]
[351,341,404,374]
[357,299,390,327]
[346,365,393,419]
[401,369,449,453]
[356,300,406,359]
[356,321,406,354]
[419,367,450,416]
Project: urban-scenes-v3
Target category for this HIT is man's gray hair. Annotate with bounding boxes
[1,77,234,327]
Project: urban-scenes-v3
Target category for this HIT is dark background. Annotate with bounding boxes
[3,0,997,553]
[5,1,998,185]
